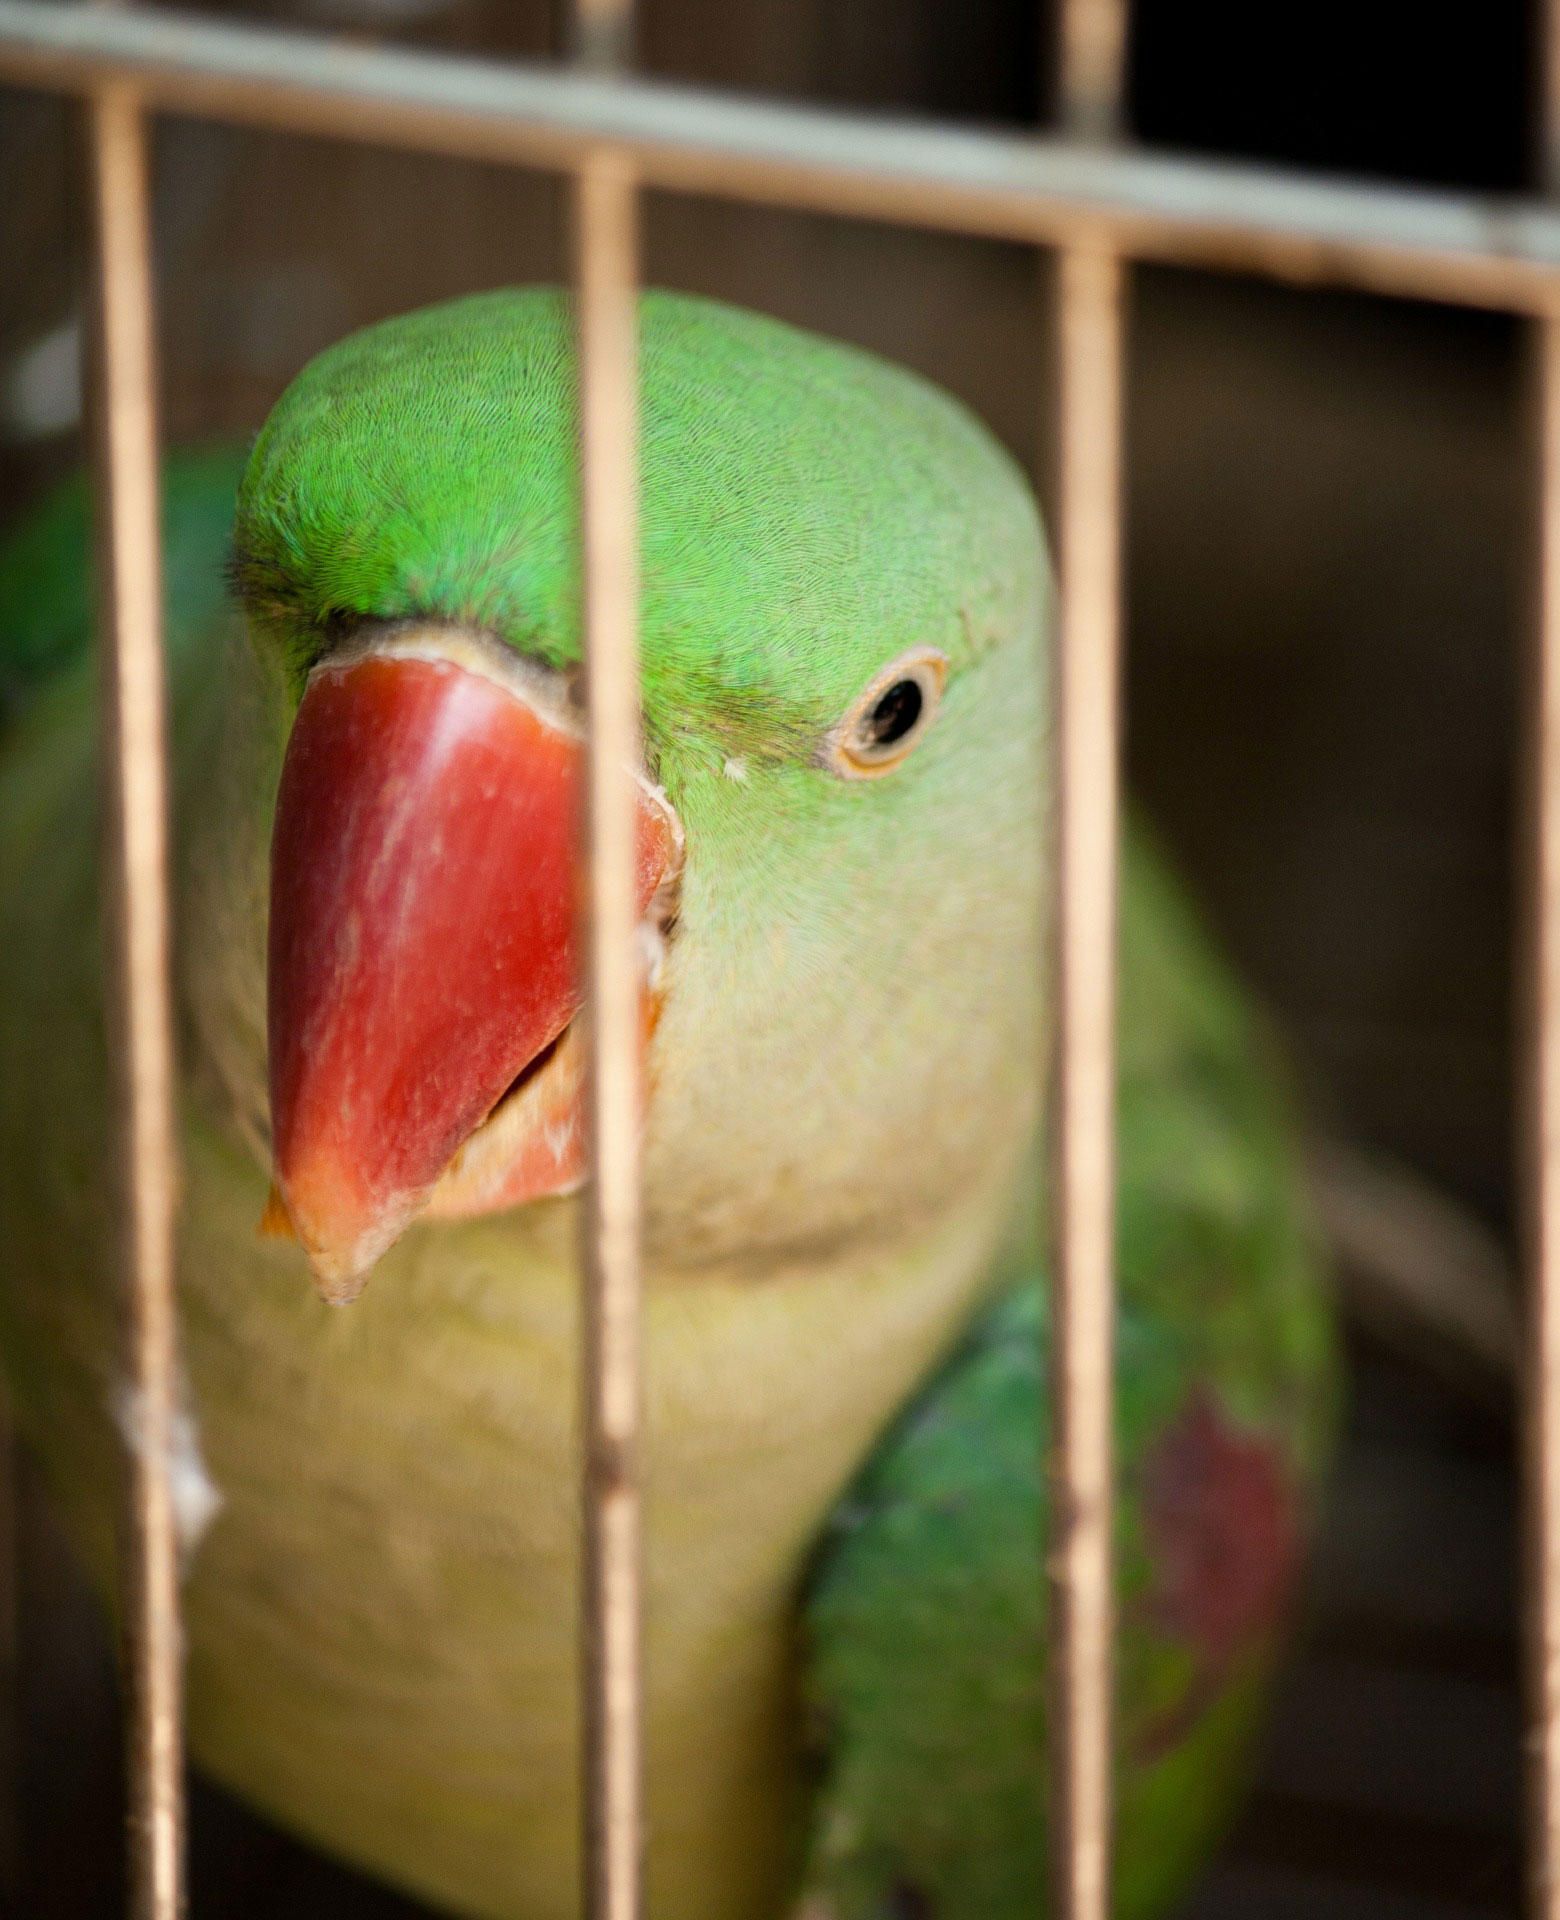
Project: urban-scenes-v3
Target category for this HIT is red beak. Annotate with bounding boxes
[266,633,681,1302]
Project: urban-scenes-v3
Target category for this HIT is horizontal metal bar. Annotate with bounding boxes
[1,1,1559,312]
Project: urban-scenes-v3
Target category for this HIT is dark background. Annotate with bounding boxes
[0,1,1539,1913]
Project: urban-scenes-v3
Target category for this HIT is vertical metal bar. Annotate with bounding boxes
[1058,0,1127,140]
[86,82,183,1920]
[573,0,640,1903]
[1546,0,1560,210]
[0,1395,19,1912]
[1048,236,1124,1920]
[1533,311,1560,1920]
[1532,13,1560,1915]
[1050,0,1127,1914]
[573,0,633,76]
[576,147,644,1920]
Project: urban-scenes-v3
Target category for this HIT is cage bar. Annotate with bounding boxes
[576,149,647,1920]
[1049,237,1125,1920]
[574,0,633,75]
[1534,318,1560,1898]
[1532,307,1560,1920]
[1050,3,1127,1910]
[85,80,184,1920]
[1530,12,1560,1918]
[0,1395,17,1912]
[1059,0,1126,141]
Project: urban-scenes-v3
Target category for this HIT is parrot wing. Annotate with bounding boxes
[0,444,249,720]
[800,825,1340,1920]
[0,446,250,1579]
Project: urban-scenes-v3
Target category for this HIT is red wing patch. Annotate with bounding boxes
[1139,1388,1300,1673]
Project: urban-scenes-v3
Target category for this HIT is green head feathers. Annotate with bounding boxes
[234,288,1042,772]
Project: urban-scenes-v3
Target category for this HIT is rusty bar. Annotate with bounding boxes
[576,148,645,1920]
[1533,15,1560,1916]
[1544,0,1560,213]
[7,5,1560,316]
[574,0,639,1904]
[86,81,184,1920]
[1050,0,1127,1907]
[1048,237,1124,1920]
[574,0,632,75]
[1059,0,1126,140]
[1530,11,1560,1916]
[1532,303,1560,1920]
[0,1396,18,1912]
[1050,2,1128,1907]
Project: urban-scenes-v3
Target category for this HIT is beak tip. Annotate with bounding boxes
[297,1222,379,1305]
[286,1189,421,1306]
[309,1260,374,1308]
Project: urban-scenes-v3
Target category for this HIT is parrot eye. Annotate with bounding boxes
[824,647,948,780]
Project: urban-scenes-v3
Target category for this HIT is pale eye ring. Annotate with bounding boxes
[822,646,948,780]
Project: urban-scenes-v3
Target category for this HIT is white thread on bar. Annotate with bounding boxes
[87,80,184,1920]
[576,147,645,1920]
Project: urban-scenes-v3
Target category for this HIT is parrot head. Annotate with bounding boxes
[229,289,1047,1302]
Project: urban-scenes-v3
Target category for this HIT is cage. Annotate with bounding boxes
[0,1,1549,1916]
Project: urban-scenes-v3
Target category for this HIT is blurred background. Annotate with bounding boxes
[0,0,1539,1913]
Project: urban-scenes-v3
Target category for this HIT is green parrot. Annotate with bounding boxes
[0,289,1336,1920]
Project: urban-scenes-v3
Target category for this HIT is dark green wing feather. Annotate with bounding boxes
[802,827,1340,1920]
[0,444,249,720]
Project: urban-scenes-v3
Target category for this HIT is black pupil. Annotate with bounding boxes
[863,678,923,749]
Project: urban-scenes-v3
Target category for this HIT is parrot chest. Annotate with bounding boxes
[172,1113,1017,1920]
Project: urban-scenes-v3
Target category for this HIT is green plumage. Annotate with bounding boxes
[0,441,244,716]
[0,289,1336,1920]
[805,833,1336,1919]
[235,290,1031,755]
